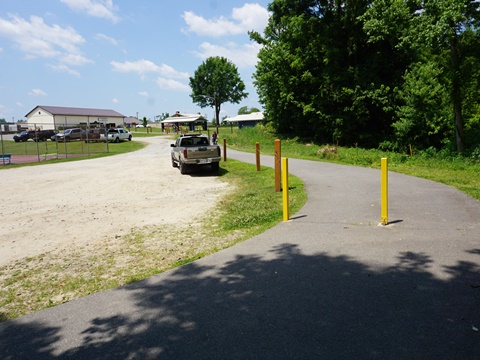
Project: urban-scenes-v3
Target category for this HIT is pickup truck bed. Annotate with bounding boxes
[170,134,221,174]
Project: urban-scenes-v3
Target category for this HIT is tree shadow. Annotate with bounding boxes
[1,245,479,359]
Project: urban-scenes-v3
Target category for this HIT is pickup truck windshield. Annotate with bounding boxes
[181,137,208,146]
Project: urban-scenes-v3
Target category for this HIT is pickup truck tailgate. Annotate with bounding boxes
[186,146,219,159]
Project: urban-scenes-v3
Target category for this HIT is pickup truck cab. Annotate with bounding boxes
[33,129,57,142]
[107,128,132,142]
[170,133,221,174]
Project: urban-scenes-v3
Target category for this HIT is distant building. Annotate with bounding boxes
[25,105,126,130]
[224,112,264,129]
[124,117,140,128]
[161,111,207,131]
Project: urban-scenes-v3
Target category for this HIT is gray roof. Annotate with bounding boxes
[224,112,264,122]
[26,105,126,118]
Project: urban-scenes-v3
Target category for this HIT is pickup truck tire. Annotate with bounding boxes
[211,162,220,172]
[179,161,188,174]
[114,137,120,143]
[171,157,178,168]
[128,135,132,141]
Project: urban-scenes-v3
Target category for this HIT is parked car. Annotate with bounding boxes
[107,128,132,142]
[170,133,221,174]
[13,130,36,142]
[51,128,85,142]
[32,129,57,142]
[85,128,105,142]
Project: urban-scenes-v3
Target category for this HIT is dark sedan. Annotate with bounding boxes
[13,130,36,142]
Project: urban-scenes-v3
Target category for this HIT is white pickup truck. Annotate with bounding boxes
[170,133,221,174]
[107,128,132,142]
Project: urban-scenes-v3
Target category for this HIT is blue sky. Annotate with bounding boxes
[0,1,270,122]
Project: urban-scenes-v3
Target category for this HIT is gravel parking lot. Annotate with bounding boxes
[0,136,228,267]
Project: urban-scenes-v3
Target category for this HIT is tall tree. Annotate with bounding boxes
[419,0,480,153]
[364,0,480,152]
[238,106,261,115]
[251,0,404,147]
[190,57,248,134]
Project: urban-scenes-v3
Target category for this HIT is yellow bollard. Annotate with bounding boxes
[282,157,289,221]
[380,157,388,225]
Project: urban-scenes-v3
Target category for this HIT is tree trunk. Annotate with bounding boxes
[215,103,220,135]
[451,36,464,153]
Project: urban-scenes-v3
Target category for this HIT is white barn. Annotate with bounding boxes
[25,105,126,130]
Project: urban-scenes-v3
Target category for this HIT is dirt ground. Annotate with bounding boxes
[0,136,228,268]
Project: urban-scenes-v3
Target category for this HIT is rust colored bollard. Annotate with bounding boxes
[223,138,227,161]
[256,142,260,171]
[274,139,281,192]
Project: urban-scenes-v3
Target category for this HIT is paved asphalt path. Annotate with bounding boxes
[1,149,479,359]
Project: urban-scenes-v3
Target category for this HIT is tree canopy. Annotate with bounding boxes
[251,0,480,153]
[189,56,248,133]
[238,106,261,115]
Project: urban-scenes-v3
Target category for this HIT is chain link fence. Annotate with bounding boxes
[1,122,115,166]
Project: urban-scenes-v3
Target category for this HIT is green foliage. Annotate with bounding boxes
[0,140,146,168]
[237,106,261,115]
[222,126,480,201]
[189,56,248,129]
[0,155,307,321]
[393,61,452,150]
[252,0,405,148]
[252,0,480,154]
[216,161,305,231]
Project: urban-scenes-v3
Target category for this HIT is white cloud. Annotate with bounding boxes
[112,98,119,104]
[156,78,190,92]
[111,59,159,75]
[111,59,189,79]
[47,64,81,77]
[158,64,189,79]
[193,41,262,68]
[95,33,119,46]
[0,14,91,76]
[0,14,85,58]
[61,53,93,66]
[138,91,149,97]
[111,60,191,91]
[61,0,120,23]
[29,89,48,97]
[182,3,269,37]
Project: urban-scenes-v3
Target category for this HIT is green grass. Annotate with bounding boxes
[214,160,306,235]
[0,158,306,322]
[1,138,146,155]
[0,139,147,168]
[127,126,164,137]
[219,126,480,201]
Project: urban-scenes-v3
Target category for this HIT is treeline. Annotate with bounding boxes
[250,0,480,154]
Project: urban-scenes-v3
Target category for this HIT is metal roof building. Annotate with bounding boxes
[25,105,126,130]
[224,112,265,129]
[161,111,207,131]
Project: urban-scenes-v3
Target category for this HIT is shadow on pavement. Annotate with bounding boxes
[1,244,479,359]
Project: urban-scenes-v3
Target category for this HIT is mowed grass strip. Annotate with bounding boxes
[0,159,306,322]
[220,126,480,201]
